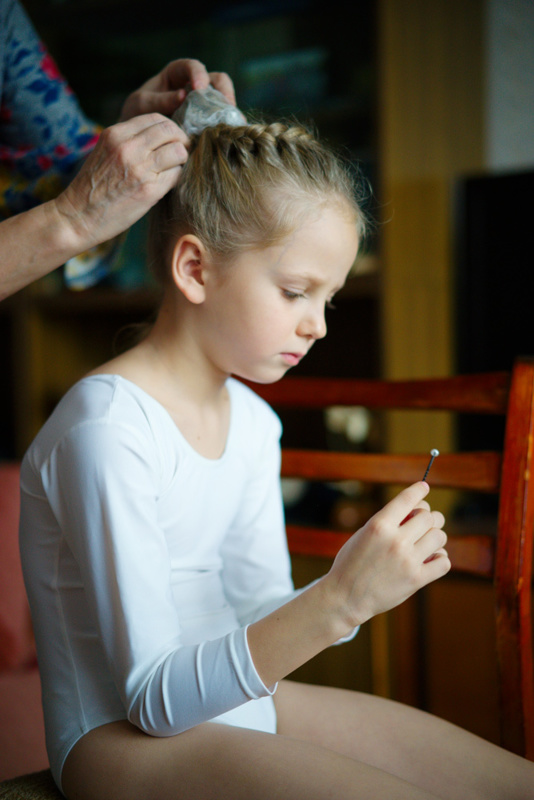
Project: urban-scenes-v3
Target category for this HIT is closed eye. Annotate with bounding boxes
[282,289,306,301]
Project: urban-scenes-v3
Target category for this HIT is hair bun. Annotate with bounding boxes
[172,86,246,135]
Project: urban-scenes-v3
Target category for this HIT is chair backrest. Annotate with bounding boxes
[251,356,534,760]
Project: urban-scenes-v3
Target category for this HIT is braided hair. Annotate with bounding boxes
[148,121,367,285]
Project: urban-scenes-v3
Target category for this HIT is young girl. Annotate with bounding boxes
[19,117,533,800]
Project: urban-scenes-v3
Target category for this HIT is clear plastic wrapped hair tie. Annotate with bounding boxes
[172,86,246,136]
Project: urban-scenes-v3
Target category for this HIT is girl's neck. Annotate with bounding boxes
[89,293,229,411]
[97,301,232,459]
[139,297,229,408]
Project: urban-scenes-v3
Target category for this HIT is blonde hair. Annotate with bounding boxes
[148,121,368,285]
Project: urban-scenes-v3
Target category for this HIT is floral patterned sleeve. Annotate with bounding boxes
[0,0,123,289]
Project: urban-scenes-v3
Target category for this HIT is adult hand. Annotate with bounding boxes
[119,58,235,121]
[325,482,450,629]
[54,113,188,252]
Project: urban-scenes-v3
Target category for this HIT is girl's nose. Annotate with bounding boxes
[298,304,327,340]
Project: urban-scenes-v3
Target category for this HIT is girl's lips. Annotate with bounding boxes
[281,352,303,366]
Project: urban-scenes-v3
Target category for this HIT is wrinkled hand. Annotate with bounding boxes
[326,482,450,629]
[54,113,188,251]
[120,58,236,121]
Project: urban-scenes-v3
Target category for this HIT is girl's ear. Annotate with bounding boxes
[170,235,210,304]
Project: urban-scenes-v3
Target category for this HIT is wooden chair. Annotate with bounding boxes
[252,355,534,760]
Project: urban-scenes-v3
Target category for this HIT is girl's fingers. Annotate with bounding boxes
[414,525,448,562]
[417,500,431,512]
[422,550,451,581]
[424,547,449,563]
[400,500,431,525]
[376,482,430,528]
[398,504,445,541]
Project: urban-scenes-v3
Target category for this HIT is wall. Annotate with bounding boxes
[377,0,485,520]
[486,0,534,170]
[376,0,534,734]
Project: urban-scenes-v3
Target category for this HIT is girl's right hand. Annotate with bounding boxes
[324,482,450,631]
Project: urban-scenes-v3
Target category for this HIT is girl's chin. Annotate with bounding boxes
[231,365,291,385]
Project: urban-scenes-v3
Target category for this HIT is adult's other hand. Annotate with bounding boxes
[119,58,235,121]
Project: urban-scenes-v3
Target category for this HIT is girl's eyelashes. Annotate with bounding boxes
[281,289,337,309]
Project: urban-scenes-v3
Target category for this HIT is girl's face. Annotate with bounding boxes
[200,204,360,384]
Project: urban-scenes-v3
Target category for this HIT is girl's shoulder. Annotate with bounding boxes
[26,374,169,462]
[54,373,160,425]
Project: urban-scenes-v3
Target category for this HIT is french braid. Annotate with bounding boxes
[148,121,367,285]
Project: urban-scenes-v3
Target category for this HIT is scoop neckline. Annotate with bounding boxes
[83,373,236,464]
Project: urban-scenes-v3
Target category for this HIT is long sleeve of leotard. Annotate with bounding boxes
[43,426,274,735]
[24,379,295,740]
[220,416,297,625]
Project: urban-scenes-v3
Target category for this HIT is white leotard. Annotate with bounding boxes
[19,375,298,788]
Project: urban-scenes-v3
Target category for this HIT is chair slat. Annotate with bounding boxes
[252,372,511,414]
[446,535,495,578]
[286,527,495,579]
[282,450,502,492]
[286,525,352,560]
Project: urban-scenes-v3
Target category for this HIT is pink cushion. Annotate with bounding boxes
[0,462,35,671]
[0,666,48,780]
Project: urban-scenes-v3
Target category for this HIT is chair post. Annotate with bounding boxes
[495,357,534,759]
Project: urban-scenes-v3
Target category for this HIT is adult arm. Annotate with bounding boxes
[0,113,188,300]
[0,0,235,298]
[0,52,236,301]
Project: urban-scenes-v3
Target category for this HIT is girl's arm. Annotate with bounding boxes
[247,482,449,687]
[221,388,448,688]
[220,389,360,644]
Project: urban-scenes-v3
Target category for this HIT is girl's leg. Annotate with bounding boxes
[61,718,443,800]
[274,680,534,800]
